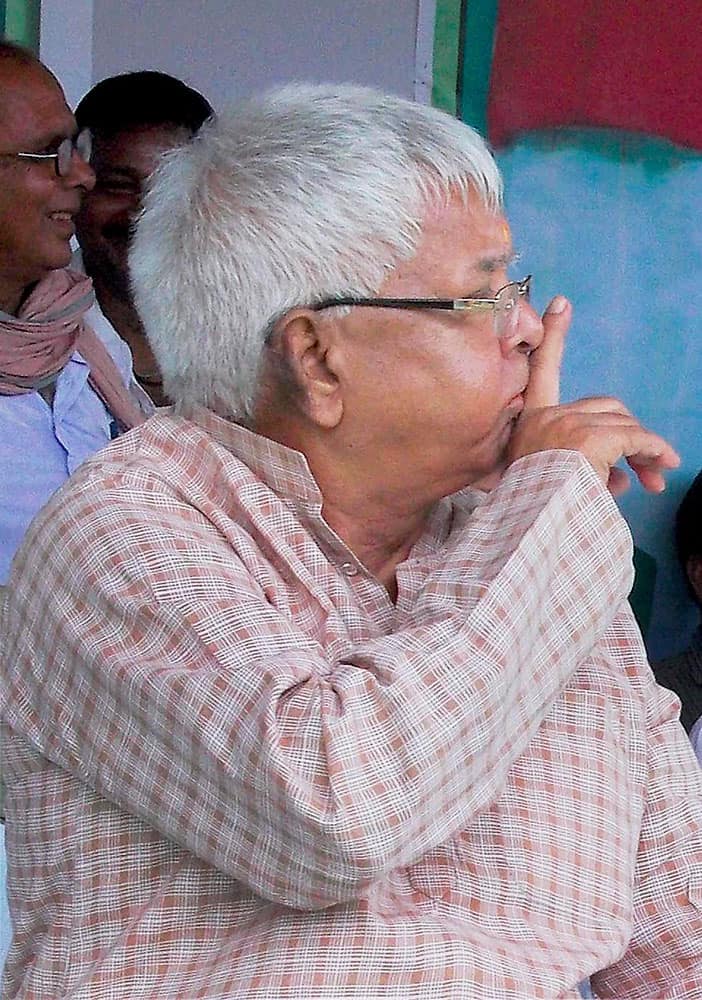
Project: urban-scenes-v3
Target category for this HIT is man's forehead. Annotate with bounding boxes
[431,190,511,243]
[0,59,73,142]
[475,248,516,274]
[383,195,515,296]
[461,201,514,262]
[92,125,190,176]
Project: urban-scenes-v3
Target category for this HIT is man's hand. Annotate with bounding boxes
[510,397,680,494]
[511,296,680,494]
[523,294,570,409]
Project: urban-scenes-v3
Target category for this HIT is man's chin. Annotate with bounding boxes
[45,243,74,274]
[469,442,510,492]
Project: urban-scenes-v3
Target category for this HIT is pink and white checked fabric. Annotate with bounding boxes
[2,409,702,998]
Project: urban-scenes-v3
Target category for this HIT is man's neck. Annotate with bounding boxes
[256,419,435,596]
[321,490,431,599]
[0,275,33,317]
[92,277,157,379]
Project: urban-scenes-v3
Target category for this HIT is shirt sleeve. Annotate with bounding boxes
[1,449,634,909]
[591,608,702,997]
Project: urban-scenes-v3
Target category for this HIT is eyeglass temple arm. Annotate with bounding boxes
[312,297,494,312]
[312,278,530,313]
[15,152,58,161]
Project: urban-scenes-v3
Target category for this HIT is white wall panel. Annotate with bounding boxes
[90,0,420,109]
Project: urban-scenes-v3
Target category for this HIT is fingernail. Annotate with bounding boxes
[545,295,568,315]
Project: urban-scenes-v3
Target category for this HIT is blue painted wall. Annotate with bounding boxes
[498,130,702,661]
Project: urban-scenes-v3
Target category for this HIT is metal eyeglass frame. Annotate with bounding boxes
[312,275,532,338]
[3,128,92,178]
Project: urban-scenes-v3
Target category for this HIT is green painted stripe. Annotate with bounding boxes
[0,2,6,35]
[432,0,462,114]
[4,0,40,51]
[458,0,499,136]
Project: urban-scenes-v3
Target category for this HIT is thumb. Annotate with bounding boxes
[523,295,571,409]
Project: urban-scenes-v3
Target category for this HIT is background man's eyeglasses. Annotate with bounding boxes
[312,275,532,340]
[1,128,92,178]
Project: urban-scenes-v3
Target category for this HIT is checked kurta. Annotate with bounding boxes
[2,410,702,998]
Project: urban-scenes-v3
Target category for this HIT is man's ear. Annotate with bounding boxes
[687,555,702,605]
[272,309,344,429]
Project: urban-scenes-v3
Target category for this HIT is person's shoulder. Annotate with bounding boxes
[76,410,203,479]
[18,413,198,536]
[72,409,247,502]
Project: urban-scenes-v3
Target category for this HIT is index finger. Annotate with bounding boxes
[523,295,571,410]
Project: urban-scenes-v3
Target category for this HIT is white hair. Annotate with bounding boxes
[130,82,503,421]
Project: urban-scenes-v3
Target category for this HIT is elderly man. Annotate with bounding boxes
[0,41,151,587]
[74,71,213,405]
[1,84,699,998]
[0,39,150,973]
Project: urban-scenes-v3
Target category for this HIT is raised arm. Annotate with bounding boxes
[2,448,632,910]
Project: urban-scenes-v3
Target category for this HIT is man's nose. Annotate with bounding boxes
[64,149,96,192]
[501,300,543,356]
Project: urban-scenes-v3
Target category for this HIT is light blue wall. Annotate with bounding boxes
[498,130,702,661]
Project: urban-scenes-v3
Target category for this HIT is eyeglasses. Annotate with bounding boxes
[1,128,92,178]
[312,275,532,340]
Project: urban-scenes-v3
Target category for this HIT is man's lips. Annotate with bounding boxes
[47,207,83,246]
[48,204,80,220]
[47,209,78,233]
